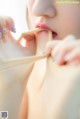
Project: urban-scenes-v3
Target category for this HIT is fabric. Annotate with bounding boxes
[0,28,47,119]
[0,28,80,119]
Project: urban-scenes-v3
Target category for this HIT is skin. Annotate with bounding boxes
[0,0,80,119]
[27,0,80,39]
[27,0,80,65]
[21,0,80,119]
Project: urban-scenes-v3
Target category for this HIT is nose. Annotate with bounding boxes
[32,0,56,18]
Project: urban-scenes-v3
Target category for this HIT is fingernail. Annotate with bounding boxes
[10,24,16,33]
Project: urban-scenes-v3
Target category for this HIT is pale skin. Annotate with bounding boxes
[27,0,80,65]
[0,0,80,119]
[21,0,80,118]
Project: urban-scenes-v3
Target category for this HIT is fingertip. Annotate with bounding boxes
[10,24,16,33]
[6,16,16,33]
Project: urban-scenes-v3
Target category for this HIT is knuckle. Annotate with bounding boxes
[63,35,76,42]
[53,44,67,58]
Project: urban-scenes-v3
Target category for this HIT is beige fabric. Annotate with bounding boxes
[0,28,47,119]
[0,54,46,119]
[0,28,80,119]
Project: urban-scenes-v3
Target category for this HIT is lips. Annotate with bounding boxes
[36,24,57,39]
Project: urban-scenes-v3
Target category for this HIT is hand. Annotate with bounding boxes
[0,16,16,38]
[0,16,36,119]
[45,35,80,65]
[0,16,36,59]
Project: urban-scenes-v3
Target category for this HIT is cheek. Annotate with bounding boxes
[57,5,80,38]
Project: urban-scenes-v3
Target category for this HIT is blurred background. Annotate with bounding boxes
[0,0,28,39]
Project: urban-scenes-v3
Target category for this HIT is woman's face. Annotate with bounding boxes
[27,0,80,40]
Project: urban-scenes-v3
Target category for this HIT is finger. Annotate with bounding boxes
[2,17,16,41]
[45,35,76,56]
[62,35,76,42]
[0,17,9,40]
[52,35,78,62]
[51,35,77,65]
[0,28,8,41]
[5,16,16,33]
[0,17,9,34]
[52,50,67,65]
[64,48,80,62]
[53,35,76,55]
[19,37,36,56]
[0,16,16,40]
[52,44,70,65]
[18,34,35,47]
[44,40,60,55]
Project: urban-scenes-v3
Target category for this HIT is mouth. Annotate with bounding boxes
[36,24,58,39]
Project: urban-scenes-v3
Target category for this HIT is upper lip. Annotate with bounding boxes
[36,23,53,31]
